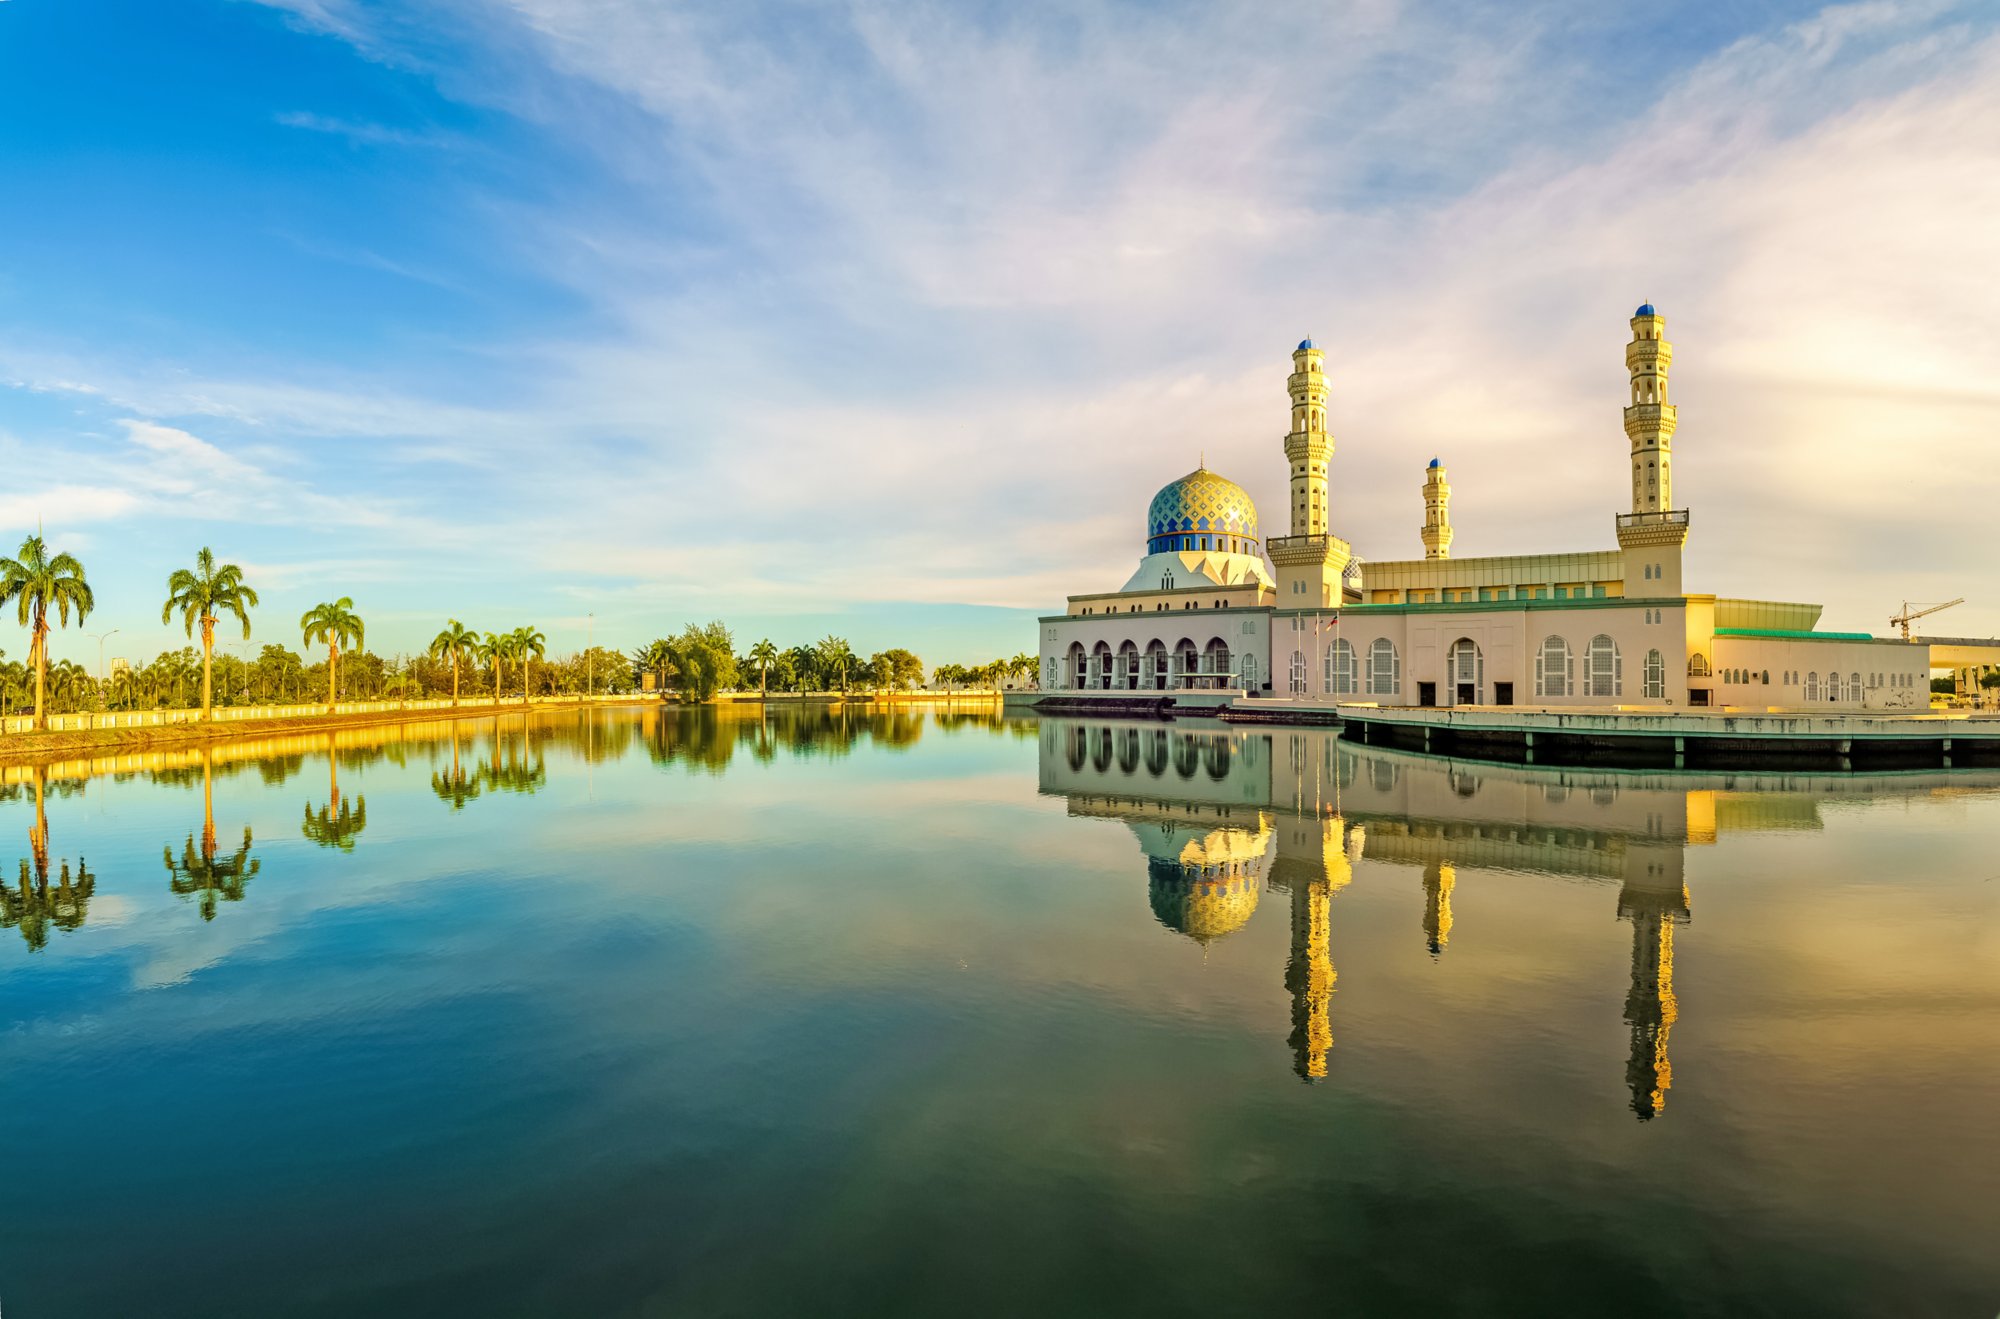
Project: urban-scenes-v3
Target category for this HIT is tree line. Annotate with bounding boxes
[630,623,1036,701]
[0,534,1036,731]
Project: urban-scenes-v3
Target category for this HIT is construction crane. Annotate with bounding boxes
[1890,598,1963,641]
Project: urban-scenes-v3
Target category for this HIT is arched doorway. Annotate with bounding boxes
[1145,640,1169,691]
[1174,638,1198,690]
[1204,638,1232,687]
[1447,637,1483,706]
[1117,640,1141,691]
[1091,641,1113,691]
[1068,642,1087,692]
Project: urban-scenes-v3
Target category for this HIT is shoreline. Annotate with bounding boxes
[0,699,650,768]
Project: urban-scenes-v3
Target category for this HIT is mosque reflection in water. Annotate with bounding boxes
[1036,719,1878,1118]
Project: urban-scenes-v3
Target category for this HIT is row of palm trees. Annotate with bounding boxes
[1,534,560,732]
[429,620,546,708]
[933,655,1037,690]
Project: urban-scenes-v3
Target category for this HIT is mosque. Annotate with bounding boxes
[1037,307,1931,710]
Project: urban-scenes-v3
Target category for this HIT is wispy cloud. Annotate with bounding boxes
[274,110,462,150]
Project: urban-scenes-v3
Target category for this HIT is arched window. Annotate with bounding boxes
[1326,638,1357,695]
[1586,635,1621,697]
[1687,653,1711,678]
[1850,672,1861,702]
[1289,650,1306,694]
[1536,635,1572,698]
[1644,649,1665,699]
[1368,639,1400,698]
[1446,638,1482,705]
[1806,672,1820,701]
[1241,653,1259,690]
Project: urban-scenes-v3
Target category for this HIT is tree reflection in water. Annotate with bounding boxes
[165,826,259,920]
[1,766,95,949]
[161,748,262,918]
[3,855,95,950]
[641,702,968,774]
[302,735,368,850]
[431,725,481,810]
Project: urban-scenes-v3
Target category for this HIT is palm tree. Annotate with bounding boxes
[512,626,546,704]
[0,535,95,731]
[47,660,89,713]
[299,598,364,710]
[633,639,676,697]
[480,631,507,705]
[430,620,478,708]
[161,547,259,721]
[817,635,856,694]
[748,639,778,697]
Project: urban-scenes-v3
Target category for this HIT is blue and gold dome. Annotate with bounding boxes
[1146,467,1261,556]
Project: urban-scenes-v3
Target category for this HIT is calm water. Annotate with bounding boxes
[1,705,1996,1317]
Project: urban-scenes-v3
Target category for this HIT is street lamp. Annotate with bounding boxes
[228,640,256,704]
[86,628,121,683]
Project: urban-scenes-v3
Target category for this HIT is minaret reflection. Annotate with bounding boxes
[1619,865,1690,1120]
[1044,723,1360,1082]
[1421,860,1454,957]
[1270,813,1357,1080]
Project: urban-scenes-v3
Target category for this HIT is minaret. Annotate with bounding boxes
[1624,304,1677,514]
[1615,304,1690,592]
[1270,339,1352,607]
[1421,459,1452,560]
[1287,339,1332,535]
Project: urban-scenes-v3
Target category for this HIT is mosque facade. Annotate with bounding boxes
[1038,308,1930,711]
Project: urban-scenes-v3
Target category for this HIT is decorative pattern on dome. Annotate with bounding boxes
[1148,862,1261,943]
[1146,468,1261,556]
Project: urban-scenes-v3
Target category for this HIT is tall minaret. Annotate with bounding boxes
[1421,459,1453,560]
[1271,338,1351,607]
[1624,304,1677,514]
[1286,339,1332,535]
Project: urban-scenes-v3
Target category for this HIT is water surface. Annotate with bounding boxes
[2,706,1995,1316]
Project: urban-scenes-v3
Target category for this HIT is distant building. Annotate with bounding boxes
[1038,309,1930,709]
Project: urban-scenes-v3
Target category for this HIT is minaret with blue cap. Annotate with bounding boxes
[1421,457,1452,560]
[1625,303,1677,514]
[1286,338,1332,537]
[1270,338,1352,608]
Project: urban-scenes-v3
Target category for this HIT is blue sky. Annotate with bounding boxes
[2,0,1997,669]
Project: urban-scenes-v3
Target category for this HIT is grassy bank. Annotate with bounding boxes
[0,699,646,766]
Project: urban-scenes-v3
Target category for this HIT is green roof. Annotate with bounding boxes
[1713,627,1877,641]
